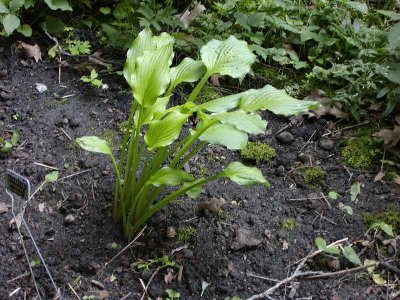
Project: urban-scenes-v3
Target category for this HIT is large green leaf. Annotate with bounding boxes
[347,1,368,14]
[76,136,112,155]
[213,110,267,134]
[342,246,361,265]
[388,23,400,49]
[148,167,193,187]
[9,0,25,12]
[183,180,203,199]
[0,2,9,13]
[131,33,174,107]
[17,24,32,37]
[144,112,188,150]
[124,29,155,87]
[2,14,20,36]
[240,85,319,116]
[169,58,206,90]
[376,10,400,21]
[200,35,256,78]
[224,162,269,186]
[198,123,248,150]
[198,92,245,112]
[136,96,170,125]
[44,0,72,11]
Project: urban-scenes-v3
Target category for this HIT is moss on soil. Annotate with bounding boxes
[176,226,196,241]
[341,135,380,169]
[197,84,221,104]
[281,218,296,231]
[363,211,400,233]
[240,141,276,164]
[304,166,326,190]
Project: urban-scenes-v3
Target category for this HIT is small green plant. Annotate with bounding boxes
[64,27,91,55]
[281,218,296,231]
[315,237,361,265]
[76,29,318,239]
[166,289,180,300]
[82,296,95,300]
[341,136,380,169]
[81,69,103,88]
[240,141,276,164]
[137,255,178,272]
[0,129,20,154]
[304,166,326,189]
[363,211,400,233]
[177,226,196,241]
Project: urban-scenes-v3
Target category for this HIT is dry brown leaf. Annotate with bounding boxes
[0,202,9,214]
[374,171,385,182]
[210,74,221,87]
[373,126,400,147]
[394,176,400,185]
[164,269,175,284]
[180,3,206,28]
[231,228,262,250]
[18,41,41,63]
[198,197,226,213]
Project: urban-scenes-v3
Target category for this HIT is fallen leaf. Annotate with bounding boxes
[350,182,361,202]
[98,290,109,300]
[198,197,226,213]
[373,126,400,147]
[0,202,9,214]
[231,228,262,250]
[18,41,42,63]
[374,171,385,182]
[180,3,206,28]
[164,269,175,284]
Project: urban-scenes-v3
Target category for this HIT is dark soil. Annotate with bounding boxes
[1,45,399,300]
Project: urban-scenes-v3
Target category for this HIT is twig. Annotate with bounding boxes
[247,272,280,283]
[120,292,132,300]
[178,265,184,283]
[320,192,331,209]
[322,120,370,137]
[304,263,378,279]
[33,162,60,171]
[7,272,30,283]
[299,130,316,152]
[68,283,81,300]
[57,169,91,181]
[59,128,72,141]
[105,226,146,267]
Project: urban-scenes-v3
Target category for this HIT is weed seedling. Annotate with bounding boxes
[81,69,103,88]
[176,226,196,241]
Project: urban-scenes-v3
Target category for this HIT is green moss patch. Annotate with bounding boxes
[363,211,400,233]
[341,136,380,169]
[304,166,326,190]
[197,84,221,104]
[240,141,276,164]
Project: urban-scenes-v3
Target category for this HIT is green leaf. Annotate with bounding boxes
[347,1,368,14]
[9,0,25,12]
[45,171,59,183]
[76,136,112,155]
[199,92,245,113]
[328,191,340,200]
[325,246,340,255]
[44,15,65,34]
[376,10,400,21]
[240,85,319,116]
[148,167,193,187]
[183,181,203,199]
[342,246,361,265]
[11,129,20,146]
[370,222,394,237]
[130,33,174,106]
[17,24,32,37]
[99,7,111,15]
[200,35,256,78]
[342,206,353,215]
[315,237,327,250]
[198,123,248,150]
[90,69,98,80]
[350,182,361,201]
[139,96,170,125]
[144,112,188,150]
[224,162,269,186]
[372,273,387,285]
[44,0,72,11]
[24,0,37,9]
[2,14,20,36]
[169,58,206,90]
[388,23,400,49]
[0,1,9,13]
[213,110,267,134]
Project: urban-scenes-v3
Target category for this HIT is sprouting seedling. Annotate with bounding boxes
[0,129,20,154]
[315,237,361,265]
[137,255,179,271]
[76,29,319,239]
[81,69,103,87]
[166,289,180,300]
[368,222,394,237]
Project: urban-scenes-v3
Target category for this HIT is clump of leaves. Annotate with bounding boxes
[81,70,103,88]
[166,289,180,300]
[240,141,276,164]
[315,237,361,266]
[76,29,318,239]
[137,255,178,272]
[341,136,380,169]
[176,226,196,241]
[0,129,20,154]
[64,27,91,55]
[304,166,326,189]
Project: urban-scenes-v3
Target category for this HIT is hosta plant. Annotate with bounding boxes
[76,29,318,239]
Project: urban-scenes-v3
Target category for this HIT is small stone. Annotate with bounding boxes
[167,226,176,238]
[35,83,47,93]
[319,138,334,151]
[0,91,13,100]
[297,153,314,164]
[0,69,8,77]
[64,214,75,224]
[277,230,287,239]
[69,118,80,128]
[329,259,341,270]
[183,163,191,173]
[264,229,272,239]
[62,118,69,125]
[275,165,285,175]
[20,60,28,66]
[277,131,294,144]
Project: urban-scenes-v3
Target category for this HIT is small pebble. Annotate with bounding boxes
[277,131,294,144]
[275,165,285,176]
[319,138,334,151]
[64,214,75,224]
[297,153,314,164]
